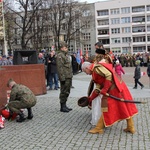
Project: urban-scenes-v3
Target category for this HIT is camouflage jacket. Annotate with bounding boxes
[10,84,37,104]
[56,50,73,81]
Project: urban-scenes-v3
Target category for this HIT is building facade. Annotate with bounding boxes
[95,0,150,54]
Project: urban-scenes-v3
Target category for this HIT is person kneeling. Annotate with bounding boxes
[7,79,37,122]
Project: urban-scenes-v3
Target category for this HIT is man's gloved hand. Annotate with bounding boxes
[61,81,65,85]
[88,89,100,105]
[100,80,112,96]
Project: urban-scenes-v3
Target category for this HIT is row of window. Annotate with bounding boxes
[98,16,150,26]
[111,36,150,43]
[112,46,147,53]
[97,5,150,16]
[98,26,150,35]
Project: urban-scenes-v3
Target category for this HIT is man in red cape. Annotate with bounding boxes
[82,61,138,134]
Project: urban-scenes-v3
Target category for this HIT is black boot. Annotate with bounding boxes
[8,111,13,121]
[27,108,33,119]
[60,103,69,113]
[65,103,72,111]
[16,112,26,122]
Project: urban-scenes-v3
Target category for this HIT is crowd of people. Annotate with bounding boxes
[112,52,150,67]
[0,55,13,66]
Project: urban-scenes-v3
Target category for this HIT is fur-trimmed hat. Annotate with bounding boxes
[78,96,89,107]
[95,48,106,55]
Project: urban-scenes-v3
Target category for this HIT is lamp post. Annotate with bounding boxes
[129,38,132,54]
[0,0,7,56]
[31,1,35,50]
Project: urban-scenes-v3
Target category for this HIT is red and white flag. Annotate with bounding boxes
[80,49,84,64]
[141,72,146,76]
[85,48,89,60]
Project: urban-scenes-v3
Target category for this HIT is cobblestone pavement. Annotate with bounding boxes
[0,67,150,150]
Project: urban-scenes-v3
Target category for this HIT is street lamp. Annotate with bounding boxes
[31,1,35,50]
[0,0,7,56]
[129,38,132,54]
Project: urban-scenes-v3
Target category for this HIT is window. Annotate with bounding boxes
[111,18,120,24]
[121,7,130,14]
[83,33,91,40]
[122,37,131,43]
[147,36,150,41]
[48,25,53,31]
[133,46,146,53]
[97,10,109,16]
[147,16,150,22]
[122,27,131,33]
[97,19,109,26]
[110,8,119,15]
[147,5,150,11]
[122,47,130,53]
[98,29,109,35]
[132,6,145,13]
[17,39,21,45]
[99,39,110,44]
[111,28,120,34]
[83,21,90,29]
[121,17,130,23]
[111,47,121,53]
[84,44,91,52]
[68,45,74,52]
[132,26,145,33]
[133,36,145,42]
[16,17,22,24]
[111,38,120,44]
[132,16,145,23]
[148,26,150,31]
[83,10,91,16]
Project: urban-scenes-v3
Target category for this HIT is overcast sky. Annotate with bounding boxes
[79,0,109,3]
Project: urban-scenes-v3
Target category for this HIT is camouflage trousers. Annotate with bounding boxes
[7,99,36,114]
[59,78,72,103]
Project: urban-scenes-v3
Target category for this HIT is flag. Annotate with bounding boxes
[76,50,81,64]
[141,72,146,76]
[80,49,84,64]
[85,48,89,60]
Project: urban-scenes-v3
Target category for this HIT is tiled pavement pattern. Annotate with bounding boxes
[0,67,150,150]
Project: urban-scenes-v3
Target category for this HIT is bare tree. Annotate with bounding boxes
[45,0,92,50]
[5,0,43,50]
[4,0,93,52]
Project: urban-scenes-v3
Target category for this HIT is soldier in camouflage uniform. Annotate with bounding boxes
[7,79,37,122]
[56,42,73,113]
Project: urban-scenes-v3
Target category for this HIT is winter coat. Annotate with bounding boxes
[114,64,125,78]
[134,65,141,79]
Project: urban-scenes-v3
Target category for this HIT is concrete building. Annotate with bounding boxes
[95,0,150,54]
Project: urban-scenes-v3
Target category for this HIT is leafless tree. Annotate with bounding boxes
[5,0,44,50]
[44,0,92,50]
[4,0,92,52]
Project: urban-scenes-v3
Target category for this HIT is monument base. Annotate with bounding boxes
[0,64,47,113]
